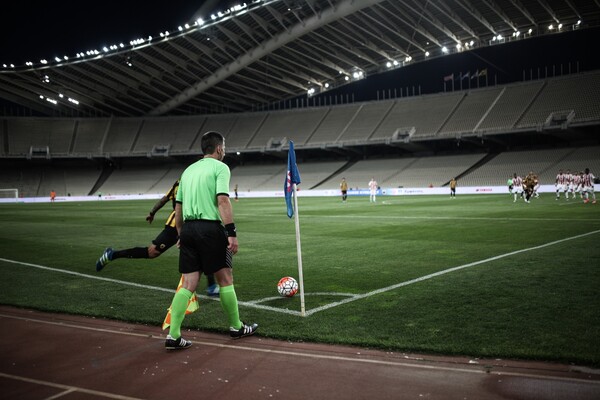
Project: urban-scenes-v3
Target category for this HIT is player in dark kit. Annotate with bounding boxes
[523,172,536,203]
[95,179,219,296]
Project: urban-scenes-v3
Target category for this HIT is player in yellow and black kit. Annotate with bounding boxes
[523,172,537,203]
[95,179,219,296]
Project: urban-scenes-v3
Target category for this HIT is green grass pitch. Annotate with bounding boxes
[1,194,599,365]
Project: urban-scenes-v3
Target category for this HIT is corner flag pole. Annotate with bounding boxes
[292,183,306,316]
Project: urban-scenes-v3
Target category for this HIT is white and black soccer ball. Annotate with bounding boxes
[277,276,298,297]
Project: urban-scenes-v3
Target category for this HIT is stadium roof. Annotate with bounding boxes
[1,0,599,117]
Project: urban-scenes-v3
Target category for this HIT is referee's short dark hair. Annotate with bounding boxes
[201,131,224,155]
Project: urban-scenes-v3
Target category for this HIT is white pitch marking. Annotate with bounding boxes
[1,229,599,317]
[303,229,600,316]
[1,313,598,385]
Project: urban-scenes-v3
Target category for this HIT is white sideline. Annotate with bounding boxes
[1,229,599,317]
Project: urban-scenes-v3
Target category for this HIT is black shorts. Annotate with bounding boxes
[152,226,178,253]
[178,220,233,275]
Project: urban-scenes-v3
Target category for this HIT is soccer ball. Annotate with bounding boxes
[277,276,298,297]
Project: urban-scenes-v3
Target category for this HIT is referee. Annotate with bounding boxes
[165,131,258,350]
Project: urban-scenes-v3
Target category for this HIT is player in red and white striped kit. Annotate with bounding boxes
[582,168,597,204]
[555,169,569,200]
[571,171,583,200]
[512,173,524,202]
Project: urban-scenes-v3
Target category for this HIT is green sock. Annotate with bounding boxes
[168,288,193,339]
[219,285,242,329]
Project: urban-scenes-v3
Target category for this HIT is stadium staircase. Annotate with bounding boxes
[310,159,358,189]
[442,152,499,186]
[88,163,115,196]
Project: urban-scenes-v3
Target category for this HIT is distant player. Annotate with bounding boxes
[507,176,513,194]
[523,172,536,203]
[340,177,348,203]
[582,168,597,204]
[572,171,583,199]
[368,177,378,202]
[449,177,457,198]
[555,169,569,200]
[50,190,56,202]
[512,173,523,202]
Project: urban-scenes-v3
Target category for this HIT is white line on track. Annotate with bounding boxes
[0,314,600,384]
[1,229,599,317]
[0,372,143,400]
[1,312,599,385]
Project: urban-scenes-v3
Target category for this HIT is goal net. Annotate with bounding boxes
[0,189,19,203]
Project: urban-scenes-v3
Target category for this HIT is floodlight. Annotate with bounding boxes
[549,24,554,30]
[55,57,61,62]
[197,18,204,26]
[103,47,109,52]
[425,51,430,57]
[393,60,399,65]
[442,46,448,53]
[324,83,330,88]
[386,61,392,68]
[558,23,562,30]
[59,93,64,98]
[178,26,183,31]
[344,76,349,81]
[40,59,48,64]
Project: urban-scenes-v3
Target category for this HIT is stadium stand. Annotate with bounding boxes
[230,164,287,192]
[458,148,577,186]
[103,119,142,155]
[475,81,545,133]
[226,113,267,149]
[517,71,600,129]
[1,72,599,197]
[73,119,109,155]
[7,118,75,157]
[306,104,361,146]
[247,108,328,148]
[134,116,204,154]
[338,101,394,143]
[439,88,504,136]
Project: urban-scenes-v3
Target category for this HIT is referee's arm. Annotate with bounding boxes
[175,202,183,237]
[218,194,238,255]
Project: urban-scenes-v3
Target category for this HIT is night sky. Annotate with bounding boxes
[0,0,237,66]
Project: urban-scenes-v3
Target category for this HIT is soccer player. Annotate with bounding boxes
[340,177,348,203]
[507,176,513,194]
[50,190,56,202]
[512,173,523,202]
[95,179,219,297]
[368,177,378,202]
[555,169,569,200]
[449,177,457,198]
[165,131,257,350]
[572,171,583,199]
[582,168,597,204]
[523,172,536,203]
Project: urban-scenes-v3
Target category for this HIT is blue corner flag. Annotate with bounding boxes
[285,141,301,218]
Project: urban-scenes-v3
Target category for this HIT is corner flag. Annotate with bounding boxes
[285,141,301,218]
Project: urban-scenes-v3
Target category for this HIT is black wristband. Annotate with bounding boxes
[225,223,237,237]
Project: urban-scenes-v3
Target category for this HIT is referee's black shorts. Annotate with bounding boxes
[179,220,233,275]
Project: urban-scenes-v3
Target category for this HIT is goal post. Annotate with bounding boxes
[0,189,19,203]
